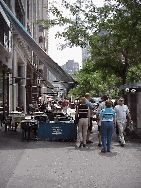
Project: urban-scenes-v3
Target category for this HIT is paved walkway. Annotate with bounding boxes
[0,122,141,188]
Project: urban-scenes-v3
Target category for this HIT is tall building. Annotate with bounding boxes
[82,41,90,67]
[61,60,79,77]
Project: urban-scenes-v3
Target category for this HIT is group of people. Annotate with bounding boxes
[76,93,133,153]
[28,98,71,115]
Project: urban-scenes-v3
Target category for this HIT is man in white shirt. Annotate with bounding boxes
[114,97,133,147]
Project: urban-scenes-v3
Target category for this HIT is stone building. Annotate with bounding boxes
[0,0,75,118]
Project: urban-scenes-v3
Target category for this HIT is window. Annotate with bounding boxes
[3,0,10,8]
[15,0,25,26]
[39,25,43,32]
[39,36,43,43]
[27,0,29,20]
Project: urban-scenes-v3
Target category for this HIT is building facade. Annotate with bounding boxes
[0,0,51,117]
[0,0,76,119]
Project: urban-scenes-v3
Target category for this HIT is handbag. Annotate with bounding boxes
[74,115,79,124]
[127,121,134,132]
[98,109,104,126]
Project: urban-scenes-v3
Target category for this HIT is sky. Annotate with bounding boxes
[48,0,105,67]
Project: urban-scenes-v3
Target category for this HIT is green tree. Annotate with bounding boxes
[88,0,141,86]
[36,0,141,95]
[70,60,122,98]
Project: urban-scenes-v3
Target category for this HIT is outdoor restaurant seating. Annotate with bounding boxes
[5,111,25,132]
[33,112,49,123]
[21,119,38,141]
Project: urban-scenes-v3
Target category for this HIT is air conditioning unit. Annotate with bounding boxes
[39,64,44,70]
[39,36,43,43]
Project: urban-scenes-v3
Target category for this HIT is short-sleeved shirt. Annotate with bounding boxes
[100,108,116,121]
[86,99,94,117]
[62,100,68,108]
[114,104,129,123]
[78,104,88,119]
[97,101,106,114]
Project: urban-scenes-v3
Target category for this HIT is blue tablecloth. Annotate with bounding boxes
[38,123,77,140]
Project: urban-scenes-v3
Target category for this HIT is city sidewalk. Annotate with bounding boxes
[0,122,141,188]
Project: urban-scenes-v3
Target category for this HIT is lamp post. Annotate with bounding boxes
[2,68,5,121]
[7,68,12,115]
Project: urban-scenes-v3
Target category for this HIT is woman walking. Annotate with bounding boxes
[76,97,90,147]
[100,100,116,153]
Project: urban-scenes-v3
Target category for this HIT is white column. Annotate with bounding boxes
[8,58,13,113]
[31,0,33,37]
[18,65,26,114]
[36,0,38,42]
[13,49,18,111]
[25,0,27,30]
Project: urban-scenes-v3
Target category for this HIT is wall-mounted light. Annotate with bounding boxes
[131,89,136,93]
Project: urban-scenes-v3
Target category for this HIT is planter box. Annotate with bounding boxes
[38,123,77,141]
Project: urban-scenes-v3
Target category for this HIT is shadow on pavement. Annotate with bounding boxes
[0,123,141,152]
[98,151,118,157]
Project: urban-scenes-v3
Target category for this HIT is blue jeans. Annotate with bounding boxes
[100,121,114,150]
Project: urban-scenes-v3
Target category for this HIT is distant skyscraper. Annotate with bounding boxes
[82,41,90,67]
[61,60,79,77]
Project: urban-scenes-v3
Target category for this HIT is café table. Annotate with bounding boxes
[5,112,25,132]
[33,112,49,123]
[11,115,25,132]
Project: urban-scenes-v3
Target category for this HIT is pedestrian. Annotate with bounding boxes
[76,97,90,147]
[61,98,68,114]
[40,101,46,112]
[58,100,62,106]
[113,98,120,138]
[100,100,116,153]
[29,102,34,114]
[85,93,94,144]
[114,97,133,147]
[97,95,108,147]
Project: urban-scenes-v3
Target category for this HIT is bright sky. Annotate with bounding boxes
[48,0,105,67]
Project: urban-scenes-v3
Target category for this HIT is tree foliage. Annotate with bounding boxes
[70,58,122,98]
[36,0,141,97]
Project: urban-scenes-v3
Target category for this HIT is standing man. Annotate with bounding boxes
[85,93,94,144]
[114,97,133,147]
[97,95,108,147]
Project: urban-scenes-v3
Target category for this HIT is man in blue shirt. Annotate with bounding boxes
[85,93,94,144]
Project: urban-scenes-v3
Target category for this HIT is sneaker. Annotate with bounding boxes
[86,140,93,144]
[101,148,106,153]
[79,141,83,148]
[98,144,102,147]
[107,149,110,152]
[83,144,86,147]
[121,143,125,147]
